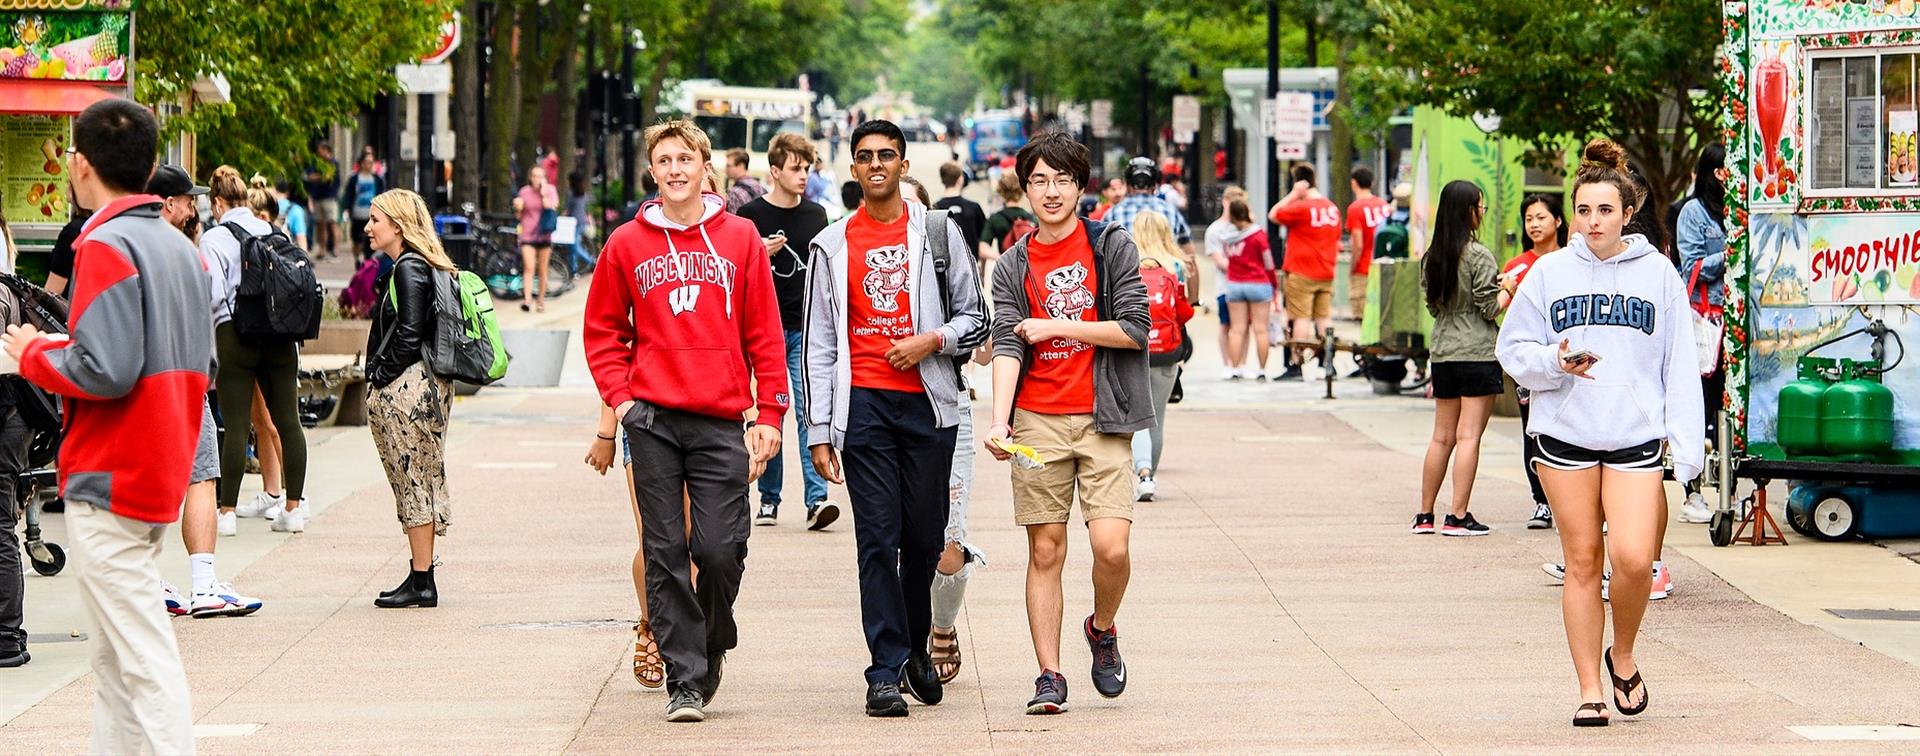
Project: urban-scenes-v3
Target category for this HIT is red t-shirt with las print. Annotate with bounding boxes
[845,208,924,393]
[1018,223,1099,415]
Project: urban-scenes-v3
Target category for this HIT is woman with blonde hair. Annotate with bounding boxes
[363,189,459,608]
[1127,211,1196,500]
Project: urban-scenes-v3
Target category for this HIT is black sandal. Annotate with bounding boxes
[1573,702,1610,727]
[1606,646,1648,715]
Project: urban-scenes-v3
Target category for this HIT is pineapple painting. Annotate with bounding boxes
[0,10,128,82]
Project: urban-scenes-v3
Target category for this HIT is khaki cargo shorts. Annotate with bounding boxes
[1284,274,1334,321]
[1010,409,1135,526]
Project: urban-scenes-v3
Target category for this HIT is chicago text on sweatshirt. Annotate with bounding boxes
[584,193,790,426]
[1495,233,1706,482]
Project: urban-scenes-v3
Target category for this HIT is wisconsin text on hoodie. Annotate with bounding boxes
[1548,294,1658,336]
[634,249,739,304]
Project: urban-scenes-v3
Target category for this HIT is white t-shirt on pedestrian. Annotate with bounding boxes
[1204,218,1241,257]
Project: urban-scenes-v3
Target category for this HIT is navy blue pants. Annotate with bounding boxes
[842,387,956,684]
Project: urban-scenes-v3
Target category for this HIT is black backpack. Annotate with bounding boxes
[221,222,322,343]
[927,208,990,382]
[0,272,67,435]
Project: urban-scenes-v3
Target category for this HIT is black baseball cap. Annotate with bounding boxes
[147,165,209,198]
[1125,157,1157,188]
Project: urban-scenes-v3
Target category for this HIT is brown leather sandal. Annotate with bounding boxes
[930,625,962,683]
[1572,702,1609,727]
[633,620,664,689]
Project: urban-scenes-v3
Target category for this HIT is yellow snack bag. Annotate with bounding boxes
[1000,442,1047,470]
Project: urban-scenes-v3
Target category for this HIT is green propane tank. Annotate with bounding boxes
[1820,359,1895,460]
[1777,357,1833,457]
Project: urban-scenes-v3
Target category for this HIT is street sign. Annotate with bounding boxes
[1172,95,1200,144]
[1277,143,1307,160]
[1063,103,1087,133]
[421,11,461,65]
[1273,92,1314,144]
[1091,100,1113,138]
[395,63,452,95]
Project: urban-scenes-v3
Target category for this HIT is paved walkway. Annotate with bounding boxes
[7,287,1920,751]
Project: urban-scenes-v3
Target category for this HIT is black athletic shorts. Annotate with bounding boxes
[1430,360,1503,399]
[1533,435,1665,474]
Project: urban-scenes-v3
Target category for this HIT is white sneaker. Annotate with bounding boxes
[1678,493,1713,524]
[238,491,286,519]
[217,510,238,537]
[270,505,308,533]
[162,580,188,616]
[1136,476,1156,502]
[189,581,263,618]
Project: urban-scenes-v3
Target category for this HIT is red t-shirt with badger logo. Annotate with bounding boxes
[845,207,924,393]
[1019,223,1099,415]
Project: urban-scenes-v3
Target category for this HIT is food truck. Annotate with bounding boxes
[0,0,133,281]
[1714,0,1920,545]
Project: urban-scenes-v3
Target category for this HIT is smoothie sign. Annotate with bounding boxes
[1806,214,1920,304]
[0,4,130,82]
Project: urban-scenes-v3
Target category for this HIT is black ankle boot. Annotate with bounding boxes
[374,567,438,608]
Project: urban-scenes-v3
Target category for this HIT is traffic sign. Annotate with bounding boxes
[1273,92,1314,144]
[1091,100,1113,138]
[1277,143,1307,160]
[421,11,461,65]
[1172,95,1199,144]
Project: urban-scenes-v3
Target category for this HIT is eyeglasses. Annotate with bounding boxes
[853,149,900,165]
[1028,176,1080,192]
[65,147,76,155]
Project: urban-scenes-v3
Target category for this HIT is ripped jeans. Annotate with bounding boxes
[933,407,986,629]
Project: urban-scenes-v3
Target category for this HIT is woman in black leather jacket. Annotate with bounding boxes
[362,189,457,609]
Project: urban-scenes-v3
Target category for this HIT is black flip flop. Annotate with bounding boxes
[1606,646,1649,716]
[1573,702,1610,727]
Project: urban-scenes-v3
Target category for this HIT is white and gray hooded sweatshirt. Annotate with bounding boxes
[1496,233,1706,482]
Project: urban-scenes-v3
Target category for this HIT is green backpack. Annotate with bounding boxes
[384,256,510,385]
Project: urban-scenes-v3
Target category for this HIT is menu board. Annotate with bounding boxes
[0,115,70,224]
[1849,97,1879,187]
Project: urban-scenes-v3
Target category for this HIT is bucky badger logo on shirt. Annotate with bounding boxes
[861,245,911,312]
[1043,262,1094,320]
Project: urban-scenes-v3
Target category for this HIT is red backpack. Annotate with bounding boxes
[1143,265,1194,366]
[1001,213,1037,253]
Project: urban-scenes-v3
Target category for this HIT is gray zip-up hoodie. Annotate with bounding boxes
[991,219,1153,434]
[804,201,987,450]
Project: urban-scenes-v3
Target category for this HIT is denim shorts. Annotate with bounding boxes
[1224,281,1276,303]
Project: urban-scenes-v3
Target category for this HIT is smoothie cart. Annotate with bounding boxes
[0,0,133,280]
[1714,0,1920,546]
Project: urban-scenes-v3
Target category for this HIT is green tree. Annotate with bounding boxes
[137,0,451,177]
[1362,0,1719,215]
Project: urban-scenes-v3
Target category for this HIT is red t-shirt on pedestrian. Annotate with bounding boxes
[1272,197,1342,281]
[1018,223,1099,415]
[1346,195,1391,276]
[1224,227,1274,285]
[1501,250,1541,289]
[845,207,924,394]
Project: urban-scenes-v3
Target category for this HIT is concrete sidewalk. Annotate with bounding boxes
[9,292,1920,750]
[7,383,1920,749]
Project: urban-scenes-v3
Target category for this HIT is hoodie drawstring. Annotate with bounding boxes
[658,222,734,320]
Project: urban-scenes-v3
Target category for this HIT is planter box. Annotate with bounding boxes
[308,319,373,357]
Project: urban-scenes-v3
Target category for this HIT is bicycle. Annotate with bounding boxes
[464,208,575,301]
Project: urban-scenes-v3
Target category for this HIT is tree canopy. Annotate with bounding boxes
[137,0,451,176]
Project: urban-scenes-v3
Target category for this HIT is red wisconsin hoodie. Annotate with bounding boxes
[585,193,790,425]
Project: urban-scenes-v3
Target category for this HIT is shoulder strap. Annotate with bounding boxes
[927,207,951,275]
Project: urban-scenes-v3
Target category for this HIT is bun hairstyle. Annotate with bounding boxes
[246,174,276,218]
[209,164,248,206]
[1574,138,1640,209]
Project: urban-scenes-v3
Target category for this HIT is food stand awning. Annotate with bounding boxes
[0,80,119,117]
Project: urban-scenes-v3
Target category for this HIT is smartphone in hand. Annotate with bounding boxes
[1561,349,1599,367]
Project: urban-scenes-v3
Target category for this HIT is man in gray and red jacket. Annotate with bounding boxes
[3,98,211,754]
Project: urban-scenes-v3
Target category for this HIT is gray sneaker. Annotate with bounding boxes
[665,685,706,723]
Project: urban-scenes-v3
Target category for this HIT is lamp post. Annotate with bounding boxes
[1471,110,1505,257]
